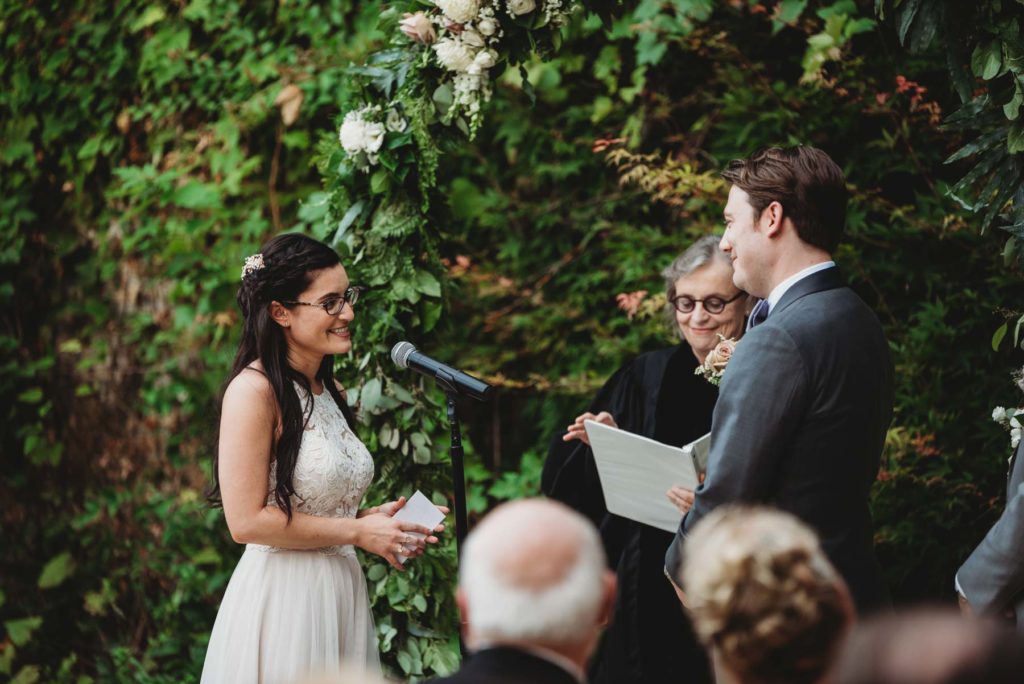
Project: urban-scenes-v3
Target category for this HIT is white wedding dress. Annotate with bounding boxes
[201,383,381,683]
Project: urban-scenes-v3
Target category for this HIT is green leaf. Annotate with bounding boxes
[17,388,42,404]
[360,378,382,412]
[367,564,387,582]
[414,270,441,298]
[131,6,167,33]
[11,665,40,684]
[172,182,222,209]
[1008,121,1024,154]
[370,170,388,194]
[4,617,42,647]
[38,551,75,589]
[192,547,220,565]
[412,593,428,612]
[992,322,1009,351]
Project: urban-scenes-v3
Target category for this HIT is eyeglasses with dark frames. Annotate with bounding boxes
[670,291,744,314]
[282,286,362,316]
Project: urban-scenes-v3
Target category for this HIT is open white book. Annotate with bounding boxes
[585,420,710,533]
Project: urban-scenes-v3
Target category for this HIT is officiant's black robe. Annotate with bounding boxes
[542,343,716,684]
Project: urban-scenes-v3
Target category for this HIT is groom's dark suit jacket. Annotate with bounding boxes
[665,267,893,612]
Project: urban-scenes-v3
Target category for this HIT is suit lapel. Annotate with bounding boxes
[771,267,844,317]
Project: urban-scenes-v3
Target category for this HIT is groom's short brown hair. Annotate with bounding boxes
[721,146,847,253]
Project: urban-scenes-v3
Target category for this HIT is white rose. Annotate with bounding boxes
[466,63,482,76]
[993,406,1008,422]
[338,111,385,156]
[399,12,436,44]
[477,17,497,36]
[436,0,480,24]
[474,49,496,69]
[1012,427,1021,449]
[433,38,475,72]
[385,108,408,133]
[1011,415,1022,430]
[461,29,485,47]
[507,0,536,16]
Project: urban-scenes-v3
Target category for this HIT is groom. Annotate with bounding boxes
[665,146,893,613]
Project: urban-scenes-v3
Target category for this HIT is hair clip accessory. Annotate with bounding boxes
[241,253,265,280]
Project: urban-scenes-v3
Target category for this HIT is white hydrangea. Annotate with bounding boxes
[338,106,385,167]
[993,406,1008,422]
[436,0,480,24]
[433,38,476,72]
[477,17,497,36]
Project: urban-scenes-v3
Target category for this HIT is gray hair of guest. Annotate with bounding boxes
[661,234,734,337]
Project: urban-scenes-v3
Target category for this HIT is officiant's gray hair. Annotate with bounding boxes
[662,234,734,302]
[459,499,607,647]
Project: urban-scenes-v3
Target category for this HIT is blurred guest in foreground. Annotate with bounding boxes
[543,234,749,684]
[432,499,616,684]
[679,505,853,684]
[832,608,1024,684]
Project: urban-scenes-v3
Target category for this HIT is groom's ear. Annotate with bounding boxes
[761,200,786,238]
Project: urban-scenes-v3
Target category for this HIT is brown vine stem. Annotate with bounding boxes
[269,121,283,233]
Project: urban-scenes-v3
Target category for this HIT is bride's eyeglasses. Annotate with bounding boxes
[670,291,744,314]
[282,286,362,316]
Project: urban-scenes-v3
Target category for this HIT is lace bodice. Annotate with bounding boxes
[249,383,374,557]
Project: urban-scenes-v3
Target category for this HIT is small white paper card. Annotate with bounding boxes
[585,420,707,533]
[392,490,445,563]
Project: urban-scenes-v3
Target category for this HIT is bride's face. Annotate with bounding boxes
[278,264,355,358]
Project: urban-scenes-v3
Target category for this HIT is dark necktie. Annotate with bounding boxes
[747,298,769,331]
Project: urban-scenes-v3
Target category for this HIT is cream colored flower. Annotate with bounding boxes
[478,17,497,36]
[507,0,536,16]
[705,337,737,374]
[399,12,436,44]
[338,109,385,158]
[433,38,475,72]
[436,0,480,24]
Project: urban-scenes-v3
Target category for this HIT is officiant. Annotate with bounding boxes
[542,234,751,684]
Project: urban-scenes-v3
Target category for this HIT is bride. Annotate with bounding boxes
[202,233,445,683]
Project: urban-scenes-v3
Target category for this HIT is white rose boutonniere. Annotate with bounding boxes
[992,405,1023,451]
[695,335,738,386]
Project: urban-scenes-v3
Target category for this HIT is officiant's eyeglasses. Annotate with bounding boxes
[671,292,744,314]
[282,286,362,315]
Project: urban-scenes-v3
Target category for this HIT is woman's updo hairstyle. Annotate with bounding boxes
[681,506,852,684]
[211,233,356,519]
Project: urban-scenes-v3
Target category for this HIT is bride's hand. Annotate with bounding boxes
[563,411,617,446]
[356,514,439,571]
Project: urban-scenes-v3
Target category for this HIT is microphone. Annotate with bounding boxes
[391,342,493,401]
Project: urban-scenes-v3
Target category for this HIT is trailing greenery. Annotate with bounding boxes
[2,1,1023,682]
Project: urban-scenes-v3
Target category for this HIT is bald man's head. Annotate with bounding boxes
[459,499,613,651]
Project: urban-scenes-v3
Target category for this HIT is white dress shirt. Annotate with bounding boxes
[764,260,836,316]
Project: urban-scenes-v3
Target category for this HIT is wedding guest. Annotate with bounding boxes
[679,505,853,684]
[665,146,894,615]
[956,367,1024,631]
[202,234,446,683]
[832,608,1024,684]
[542,234,750,684]
[433,499,616,684]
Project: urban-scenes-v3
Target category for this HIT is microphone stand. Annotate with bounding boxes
[434,370,469,659]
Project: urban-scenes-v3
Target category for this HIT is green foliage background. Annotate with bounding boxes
[2,0,1023,681]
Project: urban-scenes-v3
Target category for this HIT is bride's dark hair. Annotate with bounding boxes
[209,233,357,520]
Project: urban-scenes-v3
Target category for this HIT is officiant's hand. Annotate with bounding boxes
[667,485,696,514]
[563,411,617,446]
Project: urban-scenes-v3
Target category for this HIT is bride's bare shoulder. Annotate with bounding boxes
[224,365,277,414]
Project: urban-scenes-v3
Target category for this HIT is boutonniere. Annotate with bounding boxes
[695,335,739,386]
[992,406,1023,452]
